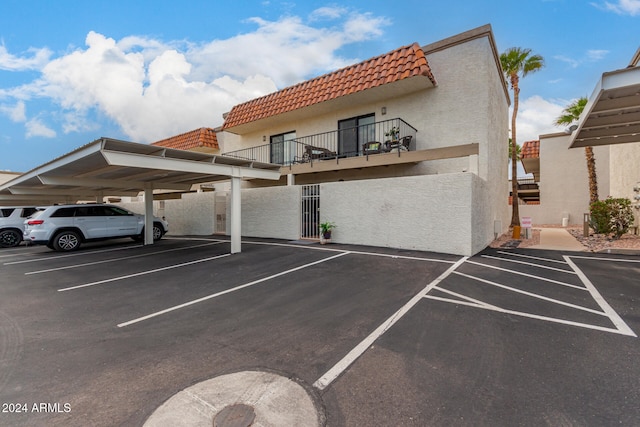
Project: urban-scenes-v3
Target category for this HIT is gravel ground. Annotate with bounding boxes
[490,225,640,252]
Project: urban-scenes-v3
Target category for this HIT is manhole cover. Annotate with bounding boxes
[213,404,256,427]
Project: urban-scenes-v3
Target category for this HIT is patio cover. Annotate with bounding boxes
[570,54,640,148]
[0,137,281,253]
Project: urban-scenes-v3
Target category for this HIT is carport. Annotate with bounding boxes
[0,137,281,253]
[570,48,640,148]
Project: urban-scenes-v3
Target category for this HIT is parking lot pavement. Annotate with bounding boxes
[1,240,639,426]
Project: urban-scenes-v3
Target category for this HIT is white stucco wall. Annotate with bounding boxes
[519,133,610,225]
[321,173,478,255]
[240,186,300,240]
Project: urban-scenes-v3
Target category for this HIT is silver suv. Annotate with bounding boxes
[0,206,44,247]
[24,204,169,251]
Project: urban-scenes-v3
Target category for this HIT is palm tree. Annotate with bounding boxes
[500,48,544,227]
[554,97,598,205]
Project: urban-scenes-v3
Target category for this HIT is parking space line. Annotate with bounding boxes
[453,271,609,316]
[4,244,145,265]
[481,255,576,274]
[58,253,232,292]
[430,286,500,310]
[426,295,629,336]
[495,250,568,264]
[569,255,640,263]
[465,260,586,290]
[565,256,637,337]
[25,241,226,275]
[313,256,467,391]
[117,251,351,328]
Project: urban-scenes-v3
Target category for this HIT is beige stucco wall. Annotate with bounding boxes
[608,141,640,226]
[519,133,610,225]
[0,171,21,186]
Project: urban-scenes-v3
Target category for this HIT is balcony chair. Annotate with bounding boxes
[362,141,383,156]
[296,144,337,163]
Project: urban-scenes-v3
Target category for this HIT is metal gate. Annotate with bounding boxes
[301,184,320,239]
[215,193,227,234]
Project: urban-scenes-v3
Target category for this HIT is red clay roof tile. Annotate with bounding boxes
[520,140,540,159]
[151,127,218,151]
[222,43,436,130]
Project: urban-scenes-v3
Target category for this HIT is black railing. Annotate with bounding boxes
[222,118,417,166]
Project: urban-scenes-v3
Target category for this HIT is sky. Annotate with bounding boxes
[0,0,639,173]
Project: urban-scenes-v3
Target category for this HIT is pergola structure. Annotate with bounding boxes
[0,138,281,253]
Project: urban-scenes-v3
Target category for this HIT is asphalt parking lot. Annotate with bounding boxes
[1,237,639,426]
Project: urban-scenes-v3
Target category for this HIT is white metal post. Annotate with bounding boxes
[230,175,241,254]
[144,186,154,245]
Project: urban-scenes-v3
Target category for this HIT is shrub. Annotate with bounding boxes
[589,197,634,239]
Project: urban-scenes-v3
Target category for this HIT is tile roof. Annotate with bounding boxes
[520,140,540,159]
[151,127,218,151]
[222,43,436,130]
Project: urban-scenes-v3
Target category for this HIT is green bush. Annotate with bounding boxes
[589,197,634,239]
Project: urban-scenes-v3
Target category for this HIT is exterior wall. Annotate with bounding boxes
[519,133,610,225]
[0,171,21,186]
[240,186,300,240]
[609,142,640,226]
[321,174,476,255]
[118,191,216,236]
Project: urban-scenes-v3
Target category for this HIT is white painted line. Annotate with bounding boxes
[496,250,568,265]
[481,255,576,274]
[58,253,232,292]
[220,239,457,263]
[465,260,586,291]
[118,251,351,328]
[347,250,456,264]
[4,243,144,265]
[564,256,637,337]
[313,256,468,391]
[26,241,225,275]
[569,255,640,263]
[425,294,630,336]
[453,271,608,316]
[431,286,501,310]
[424,295,494,310]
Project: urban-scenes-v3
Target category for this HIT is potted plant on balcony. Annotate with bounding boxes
[319,221,336,244]
[385,126,399,142]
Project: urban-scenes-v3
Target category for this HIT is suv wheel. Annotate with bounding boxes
[152,223,164,241]
[0,229,22,248]
[52,231,81,252]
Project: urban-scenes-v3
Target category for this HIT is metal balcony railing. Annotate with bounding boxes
[222,118,417,166]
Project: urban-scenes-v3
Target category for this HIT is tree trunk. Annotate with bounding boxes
[584,146,598,205]
[510,83,520,227]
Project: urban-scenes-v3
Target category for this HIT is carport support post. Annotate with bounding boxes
[230,174,241,254]
[144,186,154,245]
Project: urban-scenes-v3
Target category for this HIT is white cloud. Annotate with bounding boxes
[0,101,26,122]
[511,95,567,143]
[0,10,387,143]
[592,0,640,15]
[553,49,609,69]
[25,117,56,138]
[0,45,52,71]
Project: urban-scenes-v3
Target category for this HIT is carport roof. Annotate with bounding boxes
[569,60,640,148]
[0,137,280,205]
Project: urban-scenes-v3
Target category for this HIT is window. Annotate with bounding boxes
[270,131,296,165]
[338,114,375,156]
[0,208,15,217]
[51,207,76,217]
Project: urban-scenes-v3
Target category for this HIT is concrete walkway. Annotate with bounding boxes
[528,228,587,252]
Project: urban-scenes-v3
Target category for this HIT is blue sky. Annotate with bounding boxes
[1,0,638,172]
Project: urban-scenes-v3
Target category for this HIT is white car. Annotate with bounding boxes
[0,206,45,247]
[24,204,169,251]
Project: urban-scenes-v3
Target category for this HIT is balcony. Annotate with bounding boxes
[222,118,418,167]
